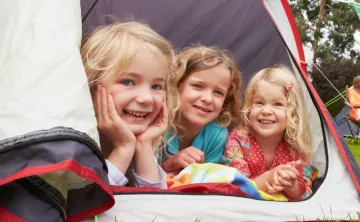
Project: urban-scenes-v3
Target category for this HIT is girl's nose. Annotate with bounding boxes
[200,90,213,103]
[136,86,153,105]
[261,105,272,115]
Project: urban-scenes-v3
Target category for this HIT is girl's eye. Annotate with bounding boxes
[120,79,134,86]
[152,84,164,90]
[214,91,224,96]
[192,84,203,89]
[275,102,283,107]
[254,100,263,105]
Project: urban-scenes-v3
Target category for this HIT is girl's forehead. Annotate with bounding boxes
[253,80,286,97]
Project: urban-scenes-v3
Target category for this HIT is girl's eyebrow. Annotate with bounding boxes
[120,72,165,83]
[121,72,141,78]
[154,77,166,83]
[189,79,228,92]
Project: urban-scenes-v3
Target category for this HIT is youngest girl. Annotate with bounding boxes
[223,65,313,200]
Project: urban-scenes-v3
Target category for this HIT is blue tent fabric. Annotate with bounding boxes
[334,106,359,137]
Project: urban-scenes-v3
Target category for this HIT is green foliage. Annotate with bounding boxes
[310,59,360,116]
[289,0,360,62]
[347,138,360,166]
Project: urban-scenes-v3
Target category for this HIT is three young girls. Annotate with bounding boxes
[80,21,313,199]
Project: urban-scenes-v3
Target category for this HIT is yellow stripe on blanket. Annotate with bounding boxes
[166,163,288,201]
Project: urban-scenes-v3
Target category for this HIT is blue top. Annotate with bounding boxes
[161,121,228,164]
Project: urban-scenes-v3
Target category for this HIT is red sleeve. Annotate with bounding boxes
[288,164,317,201]
[222,130,251,177]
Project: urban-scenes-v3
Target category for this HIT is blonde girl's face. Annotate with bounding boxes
[178,65,231,129]
[102,47,168,135]
[248,80,287,142]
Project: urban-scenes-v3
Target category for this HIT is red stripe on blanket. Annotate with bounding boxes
[111,183,248,197]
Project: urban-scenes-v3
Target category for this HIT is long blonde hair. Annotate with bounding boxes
[241,65,312,161]
[81,21,179,184]
[174,45,243,131]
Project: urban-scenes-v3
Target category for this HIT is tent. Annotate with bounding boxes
[0,0,359,221]
[334,106,360,139]
[0,1,113,221]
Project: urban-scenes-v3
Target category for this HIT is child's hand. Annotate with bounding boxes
[270,164,299,189]
[95,85,136,150]
[136,94,168,146]
[264,182,285,194]
[161,147,204,173]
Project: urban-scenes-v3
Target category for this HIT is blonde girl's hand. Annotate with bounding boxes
[271,165,299,188]
[136,94,168,145]
[265,182,285,194]
[95,85,136,149]
[161,146,205,173]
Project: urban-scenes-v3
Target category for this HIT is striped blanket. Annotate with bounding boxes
[166,163,318,201]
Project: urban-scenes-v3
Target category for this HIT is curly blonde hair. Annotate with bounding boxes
[174,45,243,131]
[241,65,312,161]
[81,21,179,153]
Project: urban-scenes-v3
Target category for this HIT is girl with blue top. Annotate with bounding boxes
[160,46,243,173]
[81,21,178,187]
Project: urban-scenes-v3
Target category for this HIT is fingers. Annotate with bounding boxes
[283,164,300,177]
[181,154,198,165]
[277,173,293,187]
[94,85,102,123]
[265,182,284,194]
[284,169,298,180]
[107,94,120,121]
[162,94,168,123]
[157,95,168,129]
[100,86,110,124]
[186,147,205,163]
[176,157,191,169]
[186,150,204,163]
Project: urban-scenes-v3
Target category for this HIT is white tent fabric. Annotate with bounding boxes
[0,0,99,145]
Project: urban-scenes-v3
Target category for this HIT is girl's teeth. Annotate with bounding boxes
[125,110,147,117]
[261,120,273,124]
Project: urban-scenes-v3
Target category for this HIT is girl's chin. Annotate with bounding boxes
[129,126,147,135]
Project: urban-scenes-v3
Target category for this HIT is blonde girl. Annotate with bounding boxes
[223,65,312,200]
[81,21,178,187]
[161,46,243,173]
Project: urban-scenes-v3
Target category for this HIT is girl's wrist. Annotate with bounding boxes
[107,145,135,174]
[135,140,153,151]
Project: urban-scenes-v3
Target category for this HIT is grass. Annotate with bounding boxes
[346,138,360,166]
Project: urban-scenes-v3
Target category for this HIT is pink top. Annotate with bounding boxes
[222,129,314,200]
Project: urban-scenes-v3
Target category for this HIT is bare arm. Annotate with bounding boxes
[134,141,161,182]
[107,145,135,175]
